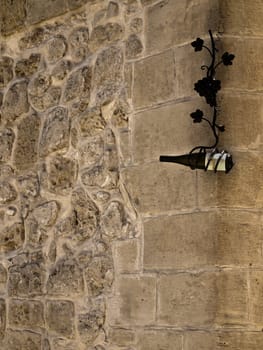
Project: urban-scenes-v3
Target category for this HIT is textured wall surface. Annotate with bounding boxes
[0,0,263,349]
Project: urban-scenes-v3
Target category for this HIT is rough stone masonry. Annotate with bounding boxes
[0,0,263,349]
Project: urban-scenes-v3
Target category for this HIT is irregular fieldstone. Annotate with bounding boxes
[78,301,105,345]
[0,128,15,162]
[107,1,119,17]
[32,201,59,227]
[130,17,143,33]
[47,258,84,295]
[93,46,124,102]
[111,99,130,127]
[9,299,44,328]
[79,138,104,167]
[0,164,14,181]
[46,35,67,63]
[47,155,77,194]
[15,54,41,78]
[13,113,40,171]
[52,60,72,80]
[0,92,3,107]
[43,339,51,350]
[0,182,17,204]
[46,300,74,337]
[51,338,77,350]
[85,256,114,296]
[102,201,127,238]
[0,56,14,88]
[19,27,50,50]
[8,256,44,296]
[29,86,61,111]
[125,34,143,58]
[0,222,24,253]
[4,330,41,350]
[1,80,29,121]
[0,265,7,293]
[67,0,89,9]
[28,72,51,97]
[81,162,119,190]
[0,299,6,340]
[40,106,70,156]
[24,218,48,248]
[78,108,106,137]
[63,65,92,102]
[69,27,90,61]
[71,187,100,241]
[48,241,57,263]
[18,173,39,198]
[90,23,124,51]
[0,0,26,36]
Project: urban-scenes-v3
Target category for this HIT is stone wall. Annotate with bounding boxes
[0,0,263,349]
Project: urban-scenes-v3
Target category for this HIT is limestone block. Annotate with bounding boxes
[0,181,17,204]
[4,330,41,350]
[85,256,113,297]
[47,258,84,295]
[0,265,7,294]
[121,162,196,215]
[185,332,263,350]
[137,330,182,350]
[9,299,44,328]
[40,106,70,157]
[90,23,124,52]
[15,54,41,78]
[0,56,14,88]
[0,299,6,340]
[197,171,218,208]
[220,0,263,35]
[217,152,263,208]
[51,338,77,350]
[26,0,67,24]
[109,328,135,346]
[17,173,39,198]
[125,34,143,58]
[145,0,218,53]
[219,93,263,150]
[217,38,263,92]
[46,300,75,337]
[144,212,216,270]
[46,35,67,63]
[0,0,26,35]
[158,272,216,327]
[1,80,29,121]
[63,66,92,102]
[174,43,208,98]
[215,270,248,326]
[13,113,40,171]
[132,100,213,163]
[114,239,140,273]
[0,222,24,253]
[216,210,263,266]
[47,155,77,194]
[109,276,156,326]
[93,45,124,102]
[133,50,175,109]
[249,271,263,325]
[69,27,90,62]
[67,0,90,10]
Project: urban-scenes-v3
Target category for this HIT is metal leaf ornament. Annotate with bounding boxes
[191,38,204,51]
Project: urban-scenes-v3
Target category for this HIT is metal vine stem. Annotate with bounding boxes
[189,30,235,159]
